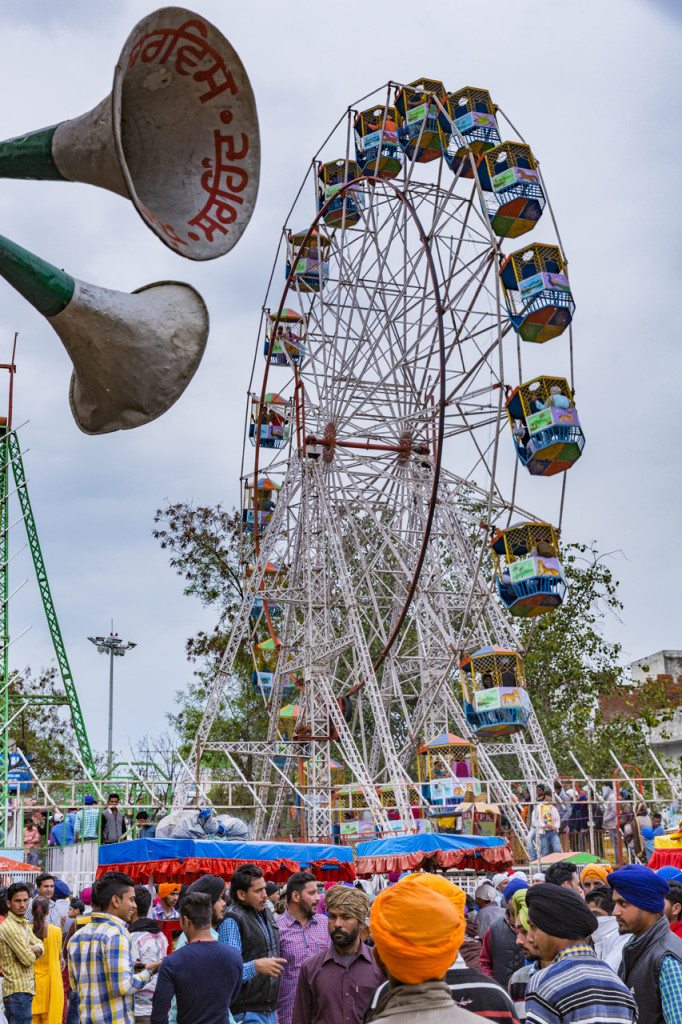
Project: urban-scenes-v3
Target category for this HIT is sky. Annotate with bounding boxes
[0,0,679,764]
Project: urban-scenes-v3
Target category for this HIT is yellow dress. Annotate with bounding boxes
[32,924,64,1024]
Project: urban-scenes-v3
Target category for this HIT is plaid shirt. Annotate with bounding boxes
[276,911,331,1024]
[74,806,100,840]
[0,912,43,996]
[659,954,682,1023]
[67,912,152,1024]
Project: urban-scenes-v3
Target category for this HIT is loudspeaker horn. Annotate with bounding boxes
[0,7,260,261]
[0,232,209,434]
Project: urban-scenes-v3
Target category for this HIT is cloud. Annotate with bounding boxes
[0,0,678,763]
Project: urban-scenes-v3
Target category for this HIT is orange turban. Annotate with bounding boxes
[580,864,611,886]
[157,883,181,899]
[449,881,467,918]
[370,873,466,984]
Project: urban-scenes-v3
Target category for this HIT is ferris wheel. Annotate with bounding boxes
[178,79,582,845]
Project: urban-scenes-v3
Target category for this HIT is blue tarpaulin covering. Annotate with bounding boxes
[356,833,505,858]
[99,837,354,866]
[97,837,356,883]
[355,832,511,875]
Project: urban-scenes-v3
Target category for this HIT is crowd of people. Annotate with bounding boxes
[0,858,678,1023]
[514,782,671,862]
[20,785,677,871]
[23,795,153,864]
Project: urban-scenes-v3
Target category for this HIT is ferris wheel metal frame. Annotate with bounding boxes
[254,174,448,674]
[176,78,576,845]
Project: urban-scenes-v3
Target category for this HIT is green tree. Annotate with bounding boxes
[517,541,669,778]
[8,666,81,778]
[152,502,269,799]
[155,503,663,787]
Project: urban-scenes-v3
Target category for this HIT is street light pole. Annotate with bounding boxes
[88,631,137,774]
[107,644,115,773]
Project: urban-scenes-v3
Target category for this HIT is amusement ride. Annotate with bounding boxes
[175,78,584,848]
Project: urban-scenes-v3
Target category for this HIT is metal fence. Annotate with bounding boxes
[2,772,678,879]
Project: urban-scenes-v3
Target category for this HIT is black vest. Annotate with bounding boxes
[620,915,682,1024]
[225,903,281,1014]
[488,916,525,987]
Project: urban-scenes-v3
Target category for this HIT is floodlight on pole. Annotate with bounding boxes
[87,631,137,774]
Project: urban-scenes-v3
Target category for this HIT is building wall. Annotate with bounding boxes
[630,650,682,686]
[631,650,682,759]
[598,650,682,760]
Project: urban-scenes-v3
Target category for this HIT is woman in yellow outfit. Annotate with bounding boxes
[31,897,64,1024]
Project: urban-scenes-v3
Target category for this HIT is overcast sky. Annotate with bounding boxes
[0,0,679,764]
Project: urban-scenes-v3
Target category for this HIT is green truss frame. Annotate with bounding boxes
[0,430,96,787]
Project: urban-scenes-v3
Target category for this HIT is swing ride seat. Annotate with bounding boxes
[500,242,575,341]
[506,374,584,476]
[318,159,364,229]
[354,105,402,179]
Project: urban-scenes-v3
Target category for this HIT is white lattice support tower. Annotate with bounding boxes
[314,463,415,829]
[173,466,300,810]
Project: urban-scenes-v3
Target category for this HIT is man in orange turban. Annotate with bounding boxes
[154,883,181,920]
[367,874,481,1023]
[580,863,612,894]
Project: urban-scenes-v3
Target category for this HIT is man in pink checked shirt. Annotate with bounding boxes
[276,873,331,1024]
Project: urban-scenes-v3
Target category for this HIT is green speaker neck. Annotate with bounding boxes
[0,234,74,317]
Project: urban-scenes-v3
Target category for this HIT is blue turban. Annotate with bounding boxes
[53,879,70,900]
[656,866,682,883]
[503,877,529,903]
[607,864,669,913]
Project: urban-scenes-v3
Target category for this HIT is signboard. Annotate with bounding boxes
[546,272,571,293]
[456,112,495,131]
[475,810,498,836]
[518,272,545,299]
[491,167,517,192]
[527,408,554,434]
[407,103,427,124]
[474,687,502,711]
[553,407,578,426]
[492,165,540,193]
[455,112,475,132]
[509,558,536,583]
[429,780,455,804]
[474,686,529,712]
[361,130,380,150]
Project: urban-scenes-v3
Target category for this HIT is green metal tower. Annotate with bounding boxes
[0,347,96,827]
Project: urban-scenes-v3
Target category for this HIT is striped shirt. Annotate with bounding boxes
[0,912,43,995]
[446,965,519,1023]
[508,961,539,1022]
[367,968,520,1024]
[525,945,637,1024]
[67,912,152,1024]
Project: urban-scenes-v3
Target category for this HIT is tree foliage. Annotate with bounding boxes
[516,542,669,778]
[152,502,268,796]
[8,666,81,778]
[154,503,665,786]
